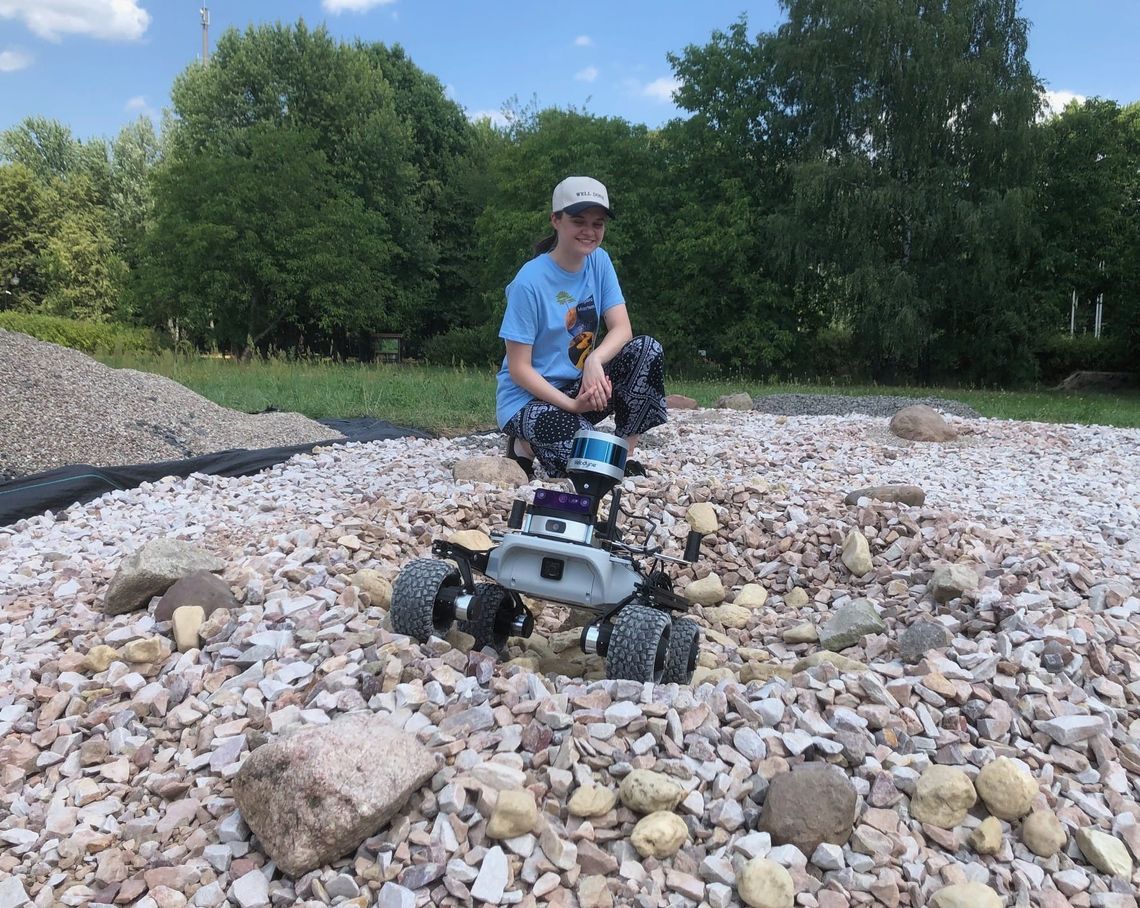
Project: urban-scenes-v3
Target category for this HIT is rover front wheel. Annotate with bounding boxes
[605,603,671,683]
[662,618,700,684]
[391,559,461,642]
[458,582,513,652]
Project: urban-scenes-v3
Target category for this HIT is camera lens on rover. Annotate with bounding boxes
[547,519,566,533]
[540,557,564,580]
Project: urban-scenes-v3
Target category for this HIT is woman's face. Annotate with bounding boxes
[552,206,608,256]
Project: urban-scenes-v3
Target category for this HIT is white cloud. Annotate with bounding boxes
[575,66,598,83]
[124,94,156,117]
[467,109,510,129]
[0,0,150,42]
[643,76,681,103]
[322,0,397,13]
[575,35,592,47]
[0,47,32,71]
[1040,88,1086,118]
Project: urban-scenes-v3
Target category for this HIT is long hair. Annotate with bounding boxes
[532,213,562,257]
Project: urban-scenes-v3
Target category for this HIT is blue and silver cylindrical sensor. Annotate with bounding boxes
[567,430,627,482]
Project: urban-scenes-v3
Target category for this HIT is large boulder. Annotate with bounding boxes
[104,539,224,616]
[232,714,437,876]
[154,570,238,622]
[665,394,699,410]
[737,858,794,908]
[758,763,857,855]
[889,405,957,442]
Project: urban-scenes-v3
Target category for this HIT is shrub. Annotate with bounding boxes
[0,312,169,355]
[1035,333,1134,383]
[422,322,502,369]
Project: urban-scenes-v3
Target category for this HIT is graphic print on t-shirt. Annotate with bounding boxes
[562,294,598,369]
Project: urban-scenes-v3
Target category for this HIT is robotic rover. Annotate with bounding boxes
[389,429,707,683]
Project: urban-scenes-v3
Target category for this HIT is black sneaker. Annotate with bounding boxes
[505,434,535,479]
[624,459,648,477]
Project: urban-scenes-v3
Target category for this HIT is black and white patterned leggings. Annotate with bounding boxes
[503,335,667,478]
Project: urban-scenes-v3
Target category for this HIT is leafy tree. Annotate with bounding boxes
[668,3,1043,383]
[139,123,392,352]
[1034,99,1138,347]
[0,163,56,309]
[138,21,473,355]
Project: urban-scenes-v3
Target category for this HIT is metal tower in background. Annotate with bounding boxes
[201,5,210,66]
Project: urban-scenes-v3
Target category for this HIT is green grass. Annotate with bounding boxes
[95,351,1140,433]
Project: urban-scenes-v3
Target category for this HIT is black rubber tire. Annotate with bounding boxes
[458,583,513,651]
[605,603,671,683]
[662,617,700,684]
[391,559,460,642]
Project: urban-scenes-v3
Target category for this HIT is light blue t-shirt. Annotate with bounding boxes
[496,248,625,428]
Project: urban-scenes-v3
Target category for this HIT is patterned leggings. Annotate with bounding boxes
[503,335,667,478]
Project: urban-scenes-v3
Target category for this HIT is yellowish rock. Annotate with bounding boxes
[684,574,725,606]
[686,502,719,535]
[969,816,1003,855]
[351,569,392,608]
[631,811,690,859]
[737,858,794,908]
[930,883,1002,908]
[791,652,867,673]
[172,605,205,653]
[1022,811,1066,857]
[84,645,120,673]
[692,666,737,685]
[486,789,538,839]
[910,765,977,829]
[739,663,793,683]
[735,584,769,609]
[1075,827,1133,878]
[705,604,752,629]
[619,770,684,814]
[782,622,818,644]
[841,530,873,576]
[449,529,494,551]
[975,757,1037,820]
[747,476,771,493]
[783,588,809,609]
[503,656,541,672]
[122,637,171,664]
[568,785,617,819]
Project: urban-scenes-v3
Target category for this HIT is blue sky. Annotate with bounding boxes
[1,0,1138,141]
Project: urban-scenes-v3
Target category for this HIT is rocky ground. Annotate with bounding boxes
[0,408,1138,908]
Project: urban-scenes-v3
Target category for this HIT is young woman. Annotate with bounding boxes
[495,176,667,479]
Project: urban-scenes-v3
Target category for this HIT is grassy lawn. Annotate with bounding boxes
[97,351,1140,434]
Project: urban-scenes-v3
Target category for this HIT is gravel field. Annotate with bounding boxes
[1,406,1138,908]
[0,329,342,482]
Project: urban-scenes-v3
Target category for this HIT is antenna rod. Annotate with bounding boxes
[201,5,210,67]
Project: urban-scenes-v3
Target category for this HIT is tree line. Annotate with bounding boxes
[1,0,1137,385]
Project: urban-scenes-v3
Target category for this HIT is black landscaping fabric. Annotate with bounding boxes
[0,418,433,527]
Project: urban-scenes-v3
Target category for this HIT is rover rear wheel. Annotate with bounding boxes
[662,617,700,684]
[458,582,513,652]
[605,603,671,683]
[391,559,461,642]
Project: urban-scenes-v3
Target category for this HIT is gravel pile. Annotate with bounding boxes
[0,408,1137,907]
[751,394,981,419]
[0,330,343,481]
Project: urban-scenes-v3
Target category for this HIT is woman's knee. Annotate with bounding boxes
[627,334,663,362]
[534,408,586,443]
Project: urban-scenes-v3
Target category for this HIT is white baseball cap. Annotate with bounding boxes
[552,176,615,218]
